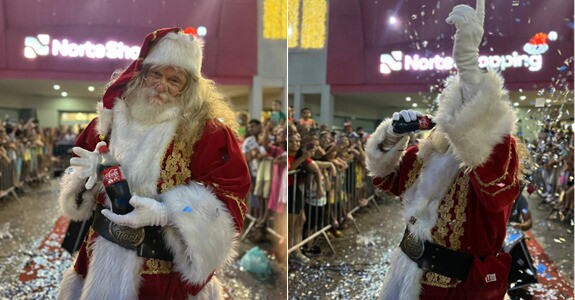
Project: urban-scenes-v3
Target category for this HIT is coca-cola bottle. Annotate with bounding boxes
[97,145,133,215]
[392,115,436,134]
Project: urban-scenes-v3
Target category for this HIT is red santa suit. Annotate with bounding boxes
[365,72,519,300]
[57,28,250,299]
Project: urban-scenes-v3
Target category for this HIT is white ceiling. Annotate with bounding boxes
[0,78,252,101]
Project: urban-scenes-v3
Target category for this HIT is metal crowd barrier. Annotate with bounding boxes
[0,147,53,201]
[241,156,285,244]
[287,160,376,256]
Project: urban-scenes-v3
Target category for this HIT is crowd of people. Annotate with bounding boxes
[240,99,289,259]
[529,121,574,223]
[287,106,371,264]
[0,118,71,192]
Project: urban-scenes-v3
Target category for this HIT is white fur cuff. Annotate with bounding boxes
[160,182,237,285]
[59,167,99,221]
[365,119,410,178]
[434,72,516,169]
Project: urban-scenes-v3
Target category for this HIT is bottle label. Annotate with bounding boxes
[101,166,125,188]
[418,116,430,130]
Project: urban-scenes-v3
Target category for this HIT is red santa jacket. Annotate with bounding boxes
[70,116,250,298]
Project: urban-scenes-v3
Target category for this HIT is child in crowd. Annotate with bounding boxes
[298,107,317,130]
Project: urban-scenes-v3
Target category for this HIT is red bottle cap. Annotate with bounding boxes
[98,144,109,153]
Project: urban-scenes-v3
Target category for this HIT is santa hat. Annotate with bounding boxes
[97,27,203,138]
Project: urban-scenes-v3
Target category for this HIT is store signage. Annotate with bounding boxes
[380,50,543,74]
[24,34,140,60]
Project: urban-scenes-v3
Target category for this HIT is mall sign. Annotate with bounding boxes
[380,50,543,75]
[24,34,141,61]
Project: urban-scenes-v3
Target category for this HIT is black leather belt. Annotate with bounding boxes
[400,227,473,281]
[92,204,174,261]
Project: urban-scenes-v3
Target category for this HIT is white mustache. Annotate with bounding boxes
[141,86,175,103]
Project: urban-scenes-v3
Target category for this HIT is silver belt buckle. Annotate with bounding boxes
[109,223,145,248]
[402,231,425,260]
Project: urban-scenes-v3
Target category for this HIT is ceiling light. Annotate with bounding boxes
[197,26,207,37]
[389,16,397,25]
[513,102,519,107]
[405,97,411,102]
[545,99,552,103]
[53,84,60,90]
[412,103,418,108]
[548,31,558,41]
[61,92,68,97]
[88,86,95,92]
[519,95,526,100]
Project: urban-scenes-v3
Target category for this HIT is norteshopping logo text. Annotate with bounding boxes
[380,50,543,74]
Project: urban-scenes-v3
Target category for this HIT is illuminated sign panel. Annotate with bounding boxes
[380,50,543,75]
[24,34,140,60]
[24,28,207,61]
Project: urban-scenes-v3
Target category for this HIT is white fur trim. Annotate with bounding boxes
[96,101,113,136]
[379,145,460,299]
[144,32,203,78]
[110,101,178,197]
[365,119,410,178]
[188,277,223,300]
[379,249,424,300]
[80,237,144,300]
[403,152,460,240]
[57,266,84,300]
[434,72,516,169]
[58,168,101,221]
[161,182,237,286]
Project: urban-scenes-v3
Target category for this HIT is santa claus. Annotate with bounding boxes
[366,1,520,299]
[57,28,250,299]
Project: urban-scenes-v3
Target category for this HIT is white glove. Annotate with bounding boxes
[70,141,107,190]
[101,195,168,228]
[378,110,421,152]
[390,109,422,134]
[446,0,485,100]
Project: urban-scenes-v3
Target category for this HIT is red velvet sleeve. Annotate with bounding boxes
[372,145,421,197]
[191,121,251,232]
[469,135,520,212]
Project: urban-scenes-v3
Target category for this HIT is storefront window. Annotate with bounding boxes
[59,111,97,134]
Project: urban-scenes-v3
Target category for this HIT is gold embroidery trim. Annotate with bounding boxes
[424,173,469,289]
[431,178,457,246]
[86,227,95,260]
[480,175,518,197]
[423,272,458,288]
[405,158,423,191]
[449,176,469,250]
[472,144,513,187]
[160,139,194,192]
[224,192,247,221]
[140,258,173,275]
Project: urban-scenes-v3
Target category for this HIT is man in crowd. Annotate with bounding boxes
[57,28,250,299]
[366,1,520,298]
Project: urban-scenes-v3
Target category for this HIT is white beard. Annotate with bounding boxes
[125,87,182,125]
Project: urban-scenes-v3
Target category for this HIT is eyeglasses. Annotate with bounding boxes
[143,70,187,96]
